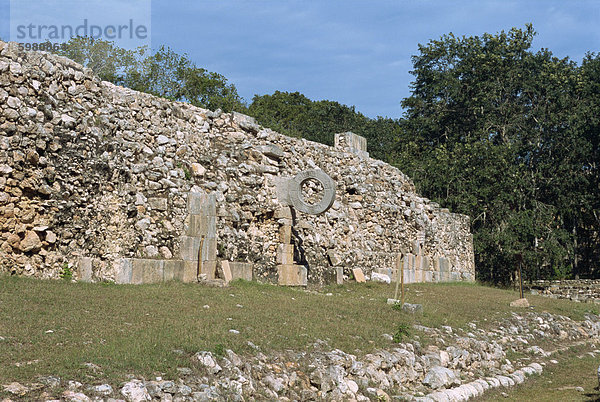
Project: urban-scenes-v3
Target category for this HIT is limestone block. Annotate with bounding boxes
[185,215,216,237]
[201,260,218,280]
[279,225,292,243]
[277,264,307,286]
[422,255,430,270]
[131,259,164,284]
[334,132,367,152]
[438,257,450,275]
[276,244,294,265]
[187,192,216,216]
[114,258,132,284]
[274,206,292,219]
[352,268,366,283]
[327,250,342,266]
[148,197,167,211]
[221,260,233,283]
[229,262,253,281]
[336,267,344,285]
[163,260,183,282]
[202,237,218,261]
[143,260,164,284]
[181,261,199,283]
[415,269,423,283]
[78,257,93,282]
[180,236,201,261]
[259,144,284,160]
[424,271,433,282]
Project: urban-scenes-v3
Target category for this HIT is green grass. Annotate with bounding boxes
[0,276,595,388]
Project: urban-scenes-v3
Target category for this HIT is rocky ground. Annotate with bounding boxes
[3,309,600,401]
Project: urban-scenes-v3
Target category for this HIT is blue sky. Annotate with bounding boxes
[1,1,599,118]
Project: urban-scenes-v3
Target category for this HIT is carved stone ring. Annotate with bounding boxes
[288,169,336,215]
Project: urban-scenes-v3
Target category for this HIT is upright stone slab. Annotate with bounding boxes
[276,244,295,265]
[336,267,344,284]
[229,262,253,281]
[277,264,307,286]
[353,268,366,283]
[78,257,93,282]
[221,260,233,283]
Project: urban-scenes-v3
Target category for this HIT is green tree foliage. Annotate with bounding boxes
[57,37,245,112]
[400,25,599,283]
[247,91,404,163]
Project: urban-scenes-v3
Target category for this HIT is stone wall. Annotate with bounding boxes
[0,40,475,285]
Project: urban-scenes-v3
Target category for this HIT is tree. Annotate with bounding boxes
[400,25,592,284]
[57,37,245,112]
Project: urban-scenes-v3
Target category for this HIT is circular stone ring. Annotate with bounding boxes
[288,169,336,215]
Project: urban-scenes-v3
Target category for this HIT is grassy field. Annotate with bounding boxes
[0,276,597,395]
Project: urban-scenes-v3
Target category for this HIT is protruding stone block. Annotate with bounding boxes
[327,250,342,266]
[78,257,93,282]
[276,244,295,265]
[352,268,366,283]
[185,215,216,237]
[221,260,233,283]
[336,267,344,285]
[274,206,292,219]
[229,262,253,281]
[277,264,307,286]
[279,225,292,243]
[180,236,201,261]
[187,192,216,216]
[259,144,284,160]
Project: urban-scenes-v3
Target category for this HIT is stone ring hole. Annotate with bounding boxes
[301,178,324,206]
[288,169,336,215]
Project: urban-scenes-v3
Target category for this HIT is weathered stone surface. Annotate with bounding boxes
[229,262,253,281]
[510,298,530,308]
[0,40,475,286]
[221,260,233,283]
[277,264,307,286]
[78,257,93,282]
[353,268,366,283]
[423,366,458,390]
[19,231,41,252]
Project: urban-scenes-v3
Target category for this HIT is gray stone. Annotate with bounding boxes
[288,169,336,215]
[423,366,457,390]
[402,303,423,314]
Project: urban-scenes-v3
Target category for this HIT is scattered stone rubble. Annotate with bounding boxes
[528,280,600,303]
[3,311,600,401]
[0,40,474,285]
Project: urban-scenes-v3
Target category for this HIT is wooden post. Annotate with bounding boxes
[197,236,205,281]
[401,259,405,306]
[394,253,403,301]
[517,253,524,299]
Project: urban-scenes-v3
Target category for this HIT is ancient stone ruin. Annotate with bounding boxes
[0,40,475,285]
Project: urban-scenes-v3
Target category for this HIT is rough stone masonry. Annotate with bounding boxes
[0,40,475,285]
